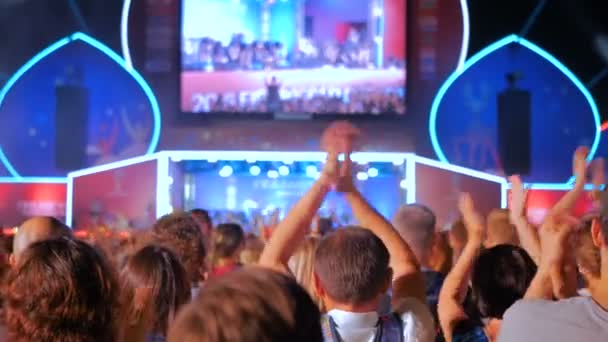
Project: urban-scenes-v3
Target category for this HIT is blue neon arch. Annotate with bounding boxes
[428,34,601,183]
[0,32,161,179]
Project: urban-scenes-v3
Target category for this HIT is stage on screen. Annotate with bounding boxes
[180,0,406,116]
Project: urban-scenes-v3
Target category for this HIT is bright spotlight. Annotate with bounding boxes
[219,165,233,177]
[306,165,318,177]
[249,165,261,176]
[367,167,379,178]
[268,170,279,179]
[356,172,369,181]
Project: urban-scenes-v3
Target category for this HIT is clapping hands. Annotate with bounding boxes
[320,121,359,193]
[458,193,486,244]
[538,214,579,267]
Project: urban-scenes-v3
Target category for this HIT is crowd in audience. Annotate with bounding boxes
[205,86,405,115]
[1,122,607,341]
[183,31,405,71]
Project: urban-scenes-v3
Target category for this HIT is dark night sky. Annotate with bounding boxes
[467,0,608,121]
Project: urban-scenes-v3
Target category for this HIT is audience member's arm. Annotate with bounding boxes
[524,215,577,300]
[340,153,425,303]
[509,175,541,264]
[258,154,334,273]
[547,147,588,217]
[438,193,485,341]
[541,147,588,299]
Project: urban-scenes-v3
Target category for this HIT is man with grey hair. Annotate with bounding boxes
[392,204,444,322]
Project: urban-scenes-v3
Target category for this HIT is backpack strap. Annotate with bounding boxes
[376,312,404,342]
[321,315,344,342]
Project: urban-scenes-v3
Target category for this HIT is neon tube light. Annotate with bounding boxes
[0,177,67,183]
[457,0,470,69]
[0,32,161,179]
[429,35,601,181]
[0,148,19,179]
[121,0,134,69]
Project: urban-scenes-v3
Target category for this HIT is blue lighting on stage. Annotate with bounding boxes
[0,32,161,179]
[429,34,601,184]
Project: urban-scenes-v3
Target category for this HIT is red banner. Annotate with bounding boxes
[71,160,158,231]
[0,182,67,227]
[415,163,503,230]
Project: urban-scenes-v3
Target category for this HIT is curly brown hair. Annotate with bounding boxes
[152,212,206,284]
[3,237,118,342]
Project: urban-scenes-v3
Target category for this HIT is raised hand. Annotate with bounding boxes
[538,214,579,267]
[590,158,605,202]
[508,174,541,264]
[457,193,486,243]
[508,175,528,222]
[573,146,589,187]
[320,121,360,154]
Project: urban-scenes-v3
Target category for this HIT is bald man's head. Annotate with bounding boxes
[11,217,72,265]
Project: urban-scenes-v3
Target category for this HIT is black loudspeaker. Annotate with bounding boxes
[497,80,531,175]
[54,85,89,170]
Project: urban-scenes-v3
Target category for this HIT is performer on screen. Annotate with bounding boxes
[265,76,282,112]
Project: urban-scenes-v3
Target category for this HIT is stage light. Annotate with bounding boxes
[372,6,383,17]
[268,170,279,179]
[246,157,257,163]
[0,32,161,178]
[367,167,379,178]
[356,172,369,181]
[283,159,294,165]
[167,176,174,185]
[399,179,408,189]
[392,159,405,166]
[219,165,233,178]
[243,199,258,210]
[278,165,290,176]
[306,165,318,177]
[249,165,261,176]
[208,158,218,163]
[429,34,601,182]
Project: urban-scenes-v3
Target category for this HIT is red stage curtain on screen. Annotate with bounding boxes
[384,0,406,60]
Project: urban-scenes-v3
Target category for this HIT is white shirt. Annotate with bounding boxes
[327,297,435,342]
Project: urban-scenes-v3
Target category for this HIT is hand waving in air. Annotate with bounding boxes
[508,175,528,223]
[572,146,589,188]
[458,192,486,243]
